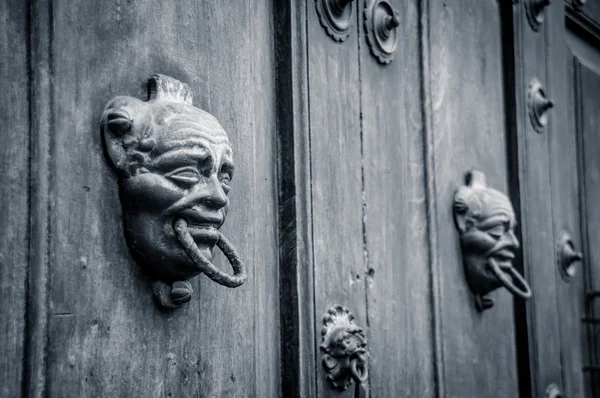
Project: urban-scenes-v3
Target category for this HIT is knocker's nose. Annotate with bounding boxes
[183,175,228,211]
[505,230,519,250]
[202,175,229,209]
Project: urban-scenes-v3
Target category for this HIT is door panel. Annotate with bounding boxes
[570,53,600,397]
[28,1,279,396]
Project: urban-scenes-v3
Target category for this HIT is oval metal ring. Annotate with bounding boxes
[174,219,247,288]
[350,357,368,384]
[488,258,532,299]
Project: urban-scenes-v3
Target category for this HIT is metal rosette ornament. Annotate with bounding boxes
[315,0,355,42]
[364,0,400,64]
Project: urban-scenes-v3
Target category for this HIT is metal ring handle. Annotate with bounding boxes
[174,218,247,288]
[350,357,368,384]
[488,258,532,299]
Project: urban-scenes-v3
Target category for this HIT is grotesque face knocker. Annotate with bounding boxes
[101,74,247,310]
[453,170,531,311]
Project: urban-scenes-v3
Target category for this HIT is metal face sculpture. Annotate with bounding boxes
[101,74,246,310]
[453,170,531,311]
[320,305,368,391]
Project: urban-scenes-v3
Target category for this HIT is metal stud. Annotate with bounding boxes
[557,231,583,282]
[525,0,551,31]
[527,78,553,133]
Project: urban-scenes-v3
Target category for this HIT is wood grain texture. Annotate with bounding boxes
[36,1,279,396]
[511,1,564,395]
[0,0,29,395]
[426,1,518,396]
[306,1,366,397]
[359,1,434,396]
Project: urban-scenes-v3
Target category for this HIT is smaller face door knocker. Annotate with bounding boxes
[101,74,247,310]
[453,170,531,311]
[320,305,368,391]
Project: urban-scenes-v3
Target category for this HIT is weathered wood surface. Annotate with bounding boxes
[359,1,434,397]
[511,1,564,395]
[575,61,600,398]
[426,1,519,396]
[0,0,29,396]
[307,2,366,397]
[30,1,279,396]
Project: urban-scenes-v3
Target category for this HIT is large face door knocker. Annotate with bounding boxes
[453,170,531,311]
[101,74,247,310]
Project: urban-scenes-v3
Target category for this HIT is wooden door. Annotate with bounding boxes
[3,1,596,397]
[283,0,524,396]
[1,1,280,396]
[514,2,600,397]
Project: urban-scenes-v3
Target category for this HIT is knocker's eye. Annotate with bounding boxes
[165,166,201,187]
[485,224,505,239]
[219,173,231,193]
[219,164,233,194]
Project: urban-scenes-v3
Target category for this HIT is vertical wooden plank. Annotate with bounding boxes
[359,1,434,397]
[546,3,585,397]
[39,1,279,396]
[24,0,53,395]
[306,2,365,397]
[274,0,317,396]
[0,0,29,395]
[426,0,519,396]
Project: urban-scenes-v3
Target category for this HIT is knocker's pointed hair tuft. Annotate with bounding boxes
[148,74,194,105]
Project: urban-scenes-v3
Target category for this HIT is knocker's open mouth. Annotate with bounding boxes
[185,223,220,244]
[486,254,531,300]
[489,249,516,274]
[173,218,247,288]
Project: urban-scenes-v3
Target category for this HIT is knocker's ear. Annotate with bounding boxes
[101,97,134,176]
[453,195,469,233]
[100,96,154,178]
[453,169,486,233]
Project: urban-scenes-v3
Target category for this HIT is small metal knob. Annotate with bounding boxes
[525,0,551,31]
[545,383,564,398]
[527,78,553,133]
[315,0,355,42]
[557,231,583,282]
